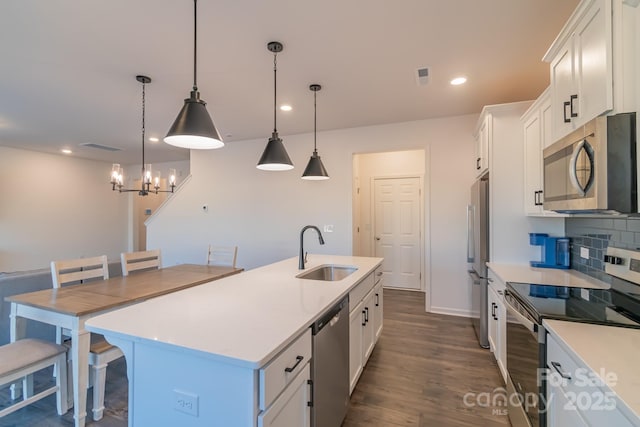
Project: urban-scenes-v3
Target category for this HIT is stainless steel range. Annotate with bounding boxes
[503,246,640,427]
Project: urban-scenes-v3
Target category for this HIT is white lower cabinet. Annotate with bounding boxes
[546,332,635,426]
[487,270,507,383]
[258,364,311,427]
[348,298,365,392]
[349,267,383,394]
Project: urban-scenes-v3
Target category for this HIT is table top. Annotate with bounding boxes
[5,264,242,316]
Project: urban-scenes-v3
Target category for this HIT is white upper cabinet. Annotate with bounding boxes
[545,0,613,141]
[474,117,490,177]
[522,88,567,216]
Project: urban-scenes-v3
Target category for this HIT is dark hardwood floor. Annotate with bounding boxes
[343,289,511,427]
[1,289,510,426]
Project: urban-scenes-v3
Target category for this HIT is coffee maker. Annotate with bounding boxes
[529,233,570,269]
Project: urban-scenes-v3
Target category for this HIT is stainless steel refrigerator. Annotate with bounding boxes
[467,174,489,348]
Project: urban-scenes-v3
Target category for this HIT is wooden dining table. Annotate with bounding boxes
[5,264,242,427]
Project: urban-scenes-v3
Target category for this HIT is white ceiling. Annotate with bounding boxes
[0,0,579,164]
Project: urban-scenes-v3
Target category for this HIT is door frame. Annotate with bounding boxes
[371,174,426,293]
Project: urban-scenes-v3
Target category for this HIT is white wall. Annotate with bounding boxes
[148,115,478,315]
[0,146,129,272]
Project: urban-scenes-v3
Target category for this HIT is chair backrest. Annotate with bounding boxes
[50,255,109,288]
[121,249,162,276]
[206,245,238,268]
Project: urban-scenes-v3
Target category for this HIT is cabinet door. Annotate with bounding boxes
[547,380,589,427]
[349,300,365,394]
[258,363,311,427]
[373,281,383,342]
[550,39,575,139]
[574,0,612,124]
[523,112,543,215]
[361,290,376,362]
[475,118,489,177]
[494,290,507,382]
[488,286,498,354]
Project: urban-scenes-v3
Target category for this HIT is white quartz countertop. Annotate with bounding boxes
[86,255,382,369]
[487,262,609,289]
[543,319,640,422]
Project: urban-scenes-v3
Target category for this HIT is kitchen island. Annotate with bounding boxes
[86,254,383,427]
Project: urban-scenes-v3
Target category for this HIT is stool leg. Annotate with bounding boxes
[91,362,108,421]
[56,353,69,415]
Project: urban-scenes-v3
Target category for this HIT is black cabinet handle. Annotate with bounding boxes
[284,355,304,373]
[534,190,544,206]
[364,307,369,323]
[538,190,543,206]
[476,158,481,170]
[362,310,367,326]
[551,361,572,380]
[563,101,571,123]
[491,303,496,320]
[570,94,578,118]
[375,293,380,307]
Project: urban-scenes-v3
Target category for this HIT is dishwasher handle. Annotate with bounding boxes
[313,296,348,334]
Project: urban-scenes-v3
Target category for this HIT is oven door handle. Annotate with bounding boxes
[505,298,537,333]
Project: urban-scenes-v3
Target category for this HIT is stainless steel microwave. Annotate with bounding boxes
[543,112,637,213]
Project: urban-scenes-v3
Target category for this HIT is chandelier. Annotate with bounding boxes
[110,75,177,196]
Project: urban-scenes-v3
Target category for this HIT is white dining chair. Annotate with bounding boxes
[206,245,238,268]
[120,249,162,276]
[50,255,124,421]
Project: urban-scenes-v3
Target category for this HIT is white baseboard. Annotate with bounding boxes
[429,306,472,318]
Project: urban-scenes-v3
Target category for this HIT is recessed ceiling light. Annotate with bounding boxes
[149,137,159,142]
[280,105,292,112]
[450,77,467,86]
[61,148,72,154]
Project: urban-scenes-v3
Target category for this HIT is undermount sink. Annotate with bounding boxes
[296,264,358,281]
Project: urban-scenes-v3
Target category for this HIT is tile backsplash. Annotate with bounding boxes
[565,217,640,282]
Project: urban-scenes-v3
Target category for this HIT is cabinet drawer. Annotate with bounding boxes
[259,328,312,411]
[546,333,635,427]
[349,272,374,312]
[373,265,383,285]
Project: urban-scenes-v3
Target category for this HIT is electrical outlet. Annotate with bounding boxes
[323,225,334,233]
[174,390,198,416]
[580,247,589,259]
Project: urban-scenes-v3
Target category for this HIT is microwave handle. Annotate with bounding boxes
[466,205,475,263]
[569,139,592,197]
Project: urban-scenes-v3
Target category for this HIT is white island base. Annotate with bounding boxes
[87,255,383,427]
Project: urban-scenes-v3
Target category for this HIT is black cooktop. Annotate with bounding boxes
[506,281,640,329]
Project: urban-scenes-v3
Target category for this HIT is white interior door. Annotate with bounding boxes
[374,177,421,290]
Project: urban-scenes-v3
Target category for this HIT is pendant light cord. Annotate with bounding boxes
[273,52,277,134]
[313,90,317,152]
[193,0,198,92]
[141,79,146,180]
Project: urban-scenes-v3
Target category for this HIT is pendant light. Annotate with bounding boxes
[164,0,223,150]
[257,41,294,171]
[302,84,329,180]
[111,76,177,196]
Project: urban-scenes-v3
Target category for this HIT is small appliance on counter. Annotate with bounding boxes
[529,233,570,269]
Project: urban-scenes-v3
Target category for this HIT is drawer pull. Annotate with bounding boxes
[284,355,304,373]
[362,310,367,326]
[563,101,571,123]
[550,361,572,380]
[375,293,380,307]
[364,307,369,323]
[376,271,383,277]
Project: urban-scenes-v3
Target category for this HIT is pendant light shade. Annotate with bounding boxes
[257,41,294,171]
[164,0,224,150]
[165,91,223,149]
[302,84,329,180]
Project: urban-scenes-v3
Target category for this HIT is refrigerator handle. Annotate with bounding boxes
[466,204,475,263]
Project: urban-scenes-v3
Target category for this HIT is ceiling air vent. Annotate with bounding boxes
[79,142,122,152]
[416,67,429,86]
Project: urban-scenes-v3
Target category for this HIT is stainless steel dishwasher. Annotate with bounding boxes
[312,296,350,427]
